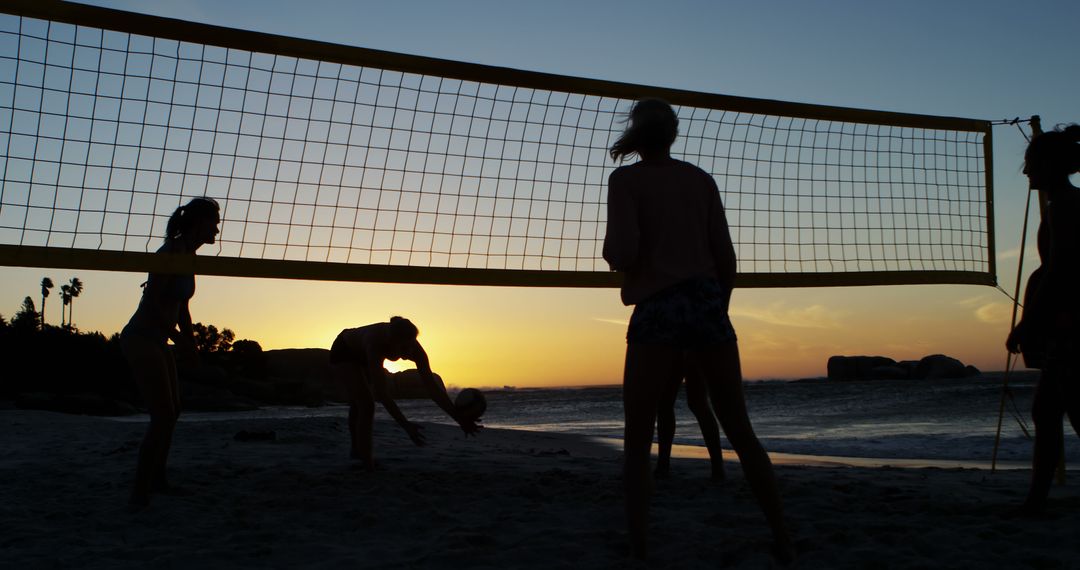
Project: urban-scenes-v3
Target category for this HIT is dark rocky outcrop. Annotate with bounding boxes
[2,331,444,415]
[827,354,980,381]
[827,356,898,381]
[915,354,969,379]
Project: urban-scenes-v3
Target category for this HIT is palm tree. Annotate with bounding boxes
[39,277,54,329]
[60,284,71,328]
[67,277,83,330]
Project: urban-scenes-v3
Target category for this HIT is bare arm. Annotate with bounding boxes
[602,169,639,271]
[409,342,481,435]
[169,298,199,366]
[373,371,425,446]
[174,299,194,342]
[706,178,737,291]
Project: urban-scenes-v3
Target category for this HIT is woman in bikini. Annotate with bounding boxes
[121,197,220,507]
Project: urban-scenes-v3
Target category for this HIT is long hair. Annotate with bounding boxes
[165,197,220,240]
[609,98,679,162]
[1024,123,1080,179]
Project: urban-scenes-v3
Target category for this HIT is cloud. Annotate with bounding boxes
[997,245,1039,263]
[956,294,993,307]
[592,317,628,326]
[974,302,1013,324]
[730,302,843,329]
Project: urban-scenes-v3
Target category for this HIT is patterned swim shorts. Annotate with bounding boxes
[626,276,737,348]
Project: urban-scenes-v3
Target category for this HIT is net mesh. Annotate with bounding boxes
[0,8,992,285]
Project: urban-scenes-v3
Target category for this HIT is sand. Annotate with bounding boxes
[1,409,1078,569]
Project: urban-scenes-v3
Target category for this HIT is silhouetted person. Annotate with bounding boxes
[1010,222,1051,371]
[120,196,220,507]
[330,317,481,470]
[655,372,726,481]
[1006,124,1080,514]
[603,99,792,562]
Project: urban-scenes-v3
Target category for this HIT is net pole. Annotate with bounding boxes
[990,188,1032,472]
[990,116,1043,474]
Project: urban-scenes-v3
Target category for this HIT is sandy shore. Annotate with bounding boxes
[1,410,1078,569]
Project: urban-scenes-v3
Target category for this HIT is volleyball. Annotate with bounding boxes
[454,388,487,420]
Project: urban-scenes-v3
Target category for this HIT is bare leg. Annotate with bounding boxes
[122,335,179,507]
[691,342,793,563]
[654,378,682,479]
[623,343,682,560]
[334,362,375,465]
[684,371,725,481]
[152,348,181,492]
[1061,344,1080,438]
[1025,370,1066,511]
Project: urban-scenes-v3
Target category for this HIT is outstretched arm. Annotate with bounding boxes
[373,371,425,446]
[409,342,481,435]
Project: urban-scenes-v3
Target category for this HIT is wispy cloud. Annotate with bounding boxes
[975,302,1013,324]
[956,295,990,307]
[730,303,843,329]
[592,317,628,326]
[997,245,1039,262]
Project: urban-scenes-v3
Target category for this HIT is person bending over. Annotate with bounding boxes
[330,317,481,469]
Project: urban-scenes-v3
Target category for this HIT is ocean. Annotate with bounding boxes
[170,371,1078,466]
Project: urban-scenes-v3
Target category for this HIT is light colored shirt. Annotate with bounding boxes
[602,158,736,305]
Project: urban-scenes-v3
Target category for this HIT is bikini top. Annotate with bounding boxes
[142,271,195,301]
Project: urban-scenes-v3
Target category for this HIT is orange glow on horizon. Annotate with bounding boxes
[0,267,1015,389]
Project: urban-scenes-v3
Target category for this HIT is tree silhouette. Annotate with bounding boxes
[39,277,53,329]
[192,322,235,353]
[59,284,71,328]
[66,277,83,330]
[11,296,39,332]
[230,339,263,354]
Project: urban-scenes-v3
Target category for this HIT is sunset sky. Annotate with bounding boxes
[2,0,1078,388]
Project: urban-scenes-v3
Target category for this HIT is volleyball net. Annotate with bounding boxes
[0,1,995,288]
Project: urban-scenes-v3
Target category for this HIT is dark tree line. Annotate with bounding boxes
[1,276,266,414]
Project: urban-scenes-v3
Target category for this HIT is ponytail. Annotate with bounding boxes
[166,197,220,240]
[1066,124,1080,173]
[1024,123,1080,177]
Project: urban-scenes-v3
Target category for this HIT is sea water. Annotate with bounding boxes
[168,372,1076,465]
[398,373,1072,464]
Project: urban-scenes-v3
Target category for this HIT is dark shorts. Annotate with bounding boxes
[627,276,737,348]
[329,334,364,365]
[121,322,169,347]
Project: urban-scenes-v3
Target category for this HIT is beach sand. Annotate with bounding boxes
[2,409,1078,569]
